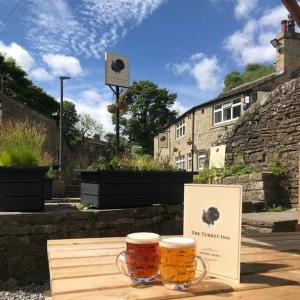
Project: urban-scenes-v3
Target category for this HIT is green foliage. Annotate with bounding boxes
[46,167,56,179]
[0,53,59,119]
[225,164,257,176]
[102,132,130,162]
[267,161,286,176]
[77,202,93,210]
[265,204,283,212]
[64,163,77,183]
[119,81,178,154]
[63,101,79,146]
[194,164,257,184]
[93,153,175,171]
[222,63,275,93]
[76,113,103,144]
[194,168,218,184]
[0,121,52,167]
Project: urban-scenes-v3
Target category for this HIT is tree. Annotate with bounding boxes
[102,132,130,161]
[222,63,276,93]
[63,101,79,146]
[76,113,103,145]
[120,81,177,154]
[0,53,59,119]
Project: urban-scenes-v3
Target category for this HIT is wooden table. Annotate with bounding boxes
[46,232,300,300]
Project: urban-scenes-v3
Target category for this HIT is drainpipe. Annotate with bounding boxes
[191,108,195,171]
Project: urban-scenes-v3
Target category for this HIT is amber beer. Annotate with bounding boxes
[159,237,207,289]
[116,232,160,283]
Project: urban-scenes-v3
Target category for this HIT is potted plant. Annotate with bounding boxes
[80,154,195,209]
[107,104,117,113]
[0,121,52,211]
[44,167,55,200]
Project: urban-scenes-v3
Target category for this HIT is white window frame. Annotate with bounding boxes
[198,151,206,170]
[176,155,185,170]
[187,153,192,171]
[214,98,241,125]
[176,119,185,139]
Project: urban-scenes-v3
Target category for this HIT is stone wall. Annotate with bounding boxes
[0,204,183,284]
[222,78,300,207]
[0,93,60,163]
[212,172,281,212]
[0,94,105,169]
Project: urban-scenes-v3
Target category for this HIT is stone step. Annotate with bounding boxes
[242,210,298,234]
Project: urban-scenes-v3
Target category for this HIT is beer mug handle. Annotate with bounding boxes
[116,250,131,277]
[188,255,208,285]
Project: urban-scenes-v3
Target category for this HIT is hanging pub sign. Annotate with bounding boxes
[184,184,242,284]
[105,52,129,87]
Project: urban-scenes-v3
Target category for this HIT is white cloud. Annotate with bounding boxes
[68,89,114,133]
[172,100,188,116]
[25,0,165,58]
[166,53,222,91]
[0,41,34,72]
[43,54,83,77]
[224,4,289,65]
[234,0,258,19]
[30,67,54,81]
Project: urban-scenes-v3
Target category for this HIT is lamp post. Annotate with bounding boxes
[0,54,4,93]
[59,76,70,179]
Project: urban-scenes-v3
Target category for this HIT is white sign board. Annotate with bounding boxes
[209,145,226,169]
[105,52,129,87]
[184,184,242,284]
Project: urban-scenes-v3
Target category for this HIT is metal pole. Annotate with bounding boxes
[59,77,63,179]
[116,86,120,155]
[0,73,3,93]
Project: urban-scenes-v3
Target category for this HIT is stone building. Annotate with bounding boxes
[154,20,300,172]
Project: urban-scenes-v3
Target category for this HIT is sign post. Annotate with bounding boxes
[105,52,129,155]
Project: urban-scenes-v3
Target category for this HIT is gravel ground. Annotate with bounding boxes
[0,280,49,300]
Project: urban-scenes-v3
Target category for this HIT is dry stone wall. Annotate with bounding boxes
[0,205,183,284]
[222,78,300,207]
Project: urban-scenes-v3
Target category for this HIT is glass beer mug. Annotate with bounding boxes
[159,237,208,290]
[116,232,160,283]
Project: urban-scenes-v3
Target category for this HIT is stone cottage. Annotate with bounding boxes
[154,19,300,172]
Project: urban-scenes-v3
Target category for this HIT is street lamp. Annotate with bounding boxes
[0,54,5,93]
[59,76,70,179]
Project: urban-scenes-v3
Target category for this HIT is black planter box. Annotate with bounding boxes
[43,177,53,200]
[0,167,49,212]
[80,170,194,209]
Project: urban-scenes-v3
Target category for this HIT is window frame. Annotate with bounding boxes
[187,153,192,171]
[198,151,206,170]
[214,98,241,125]
[175,155,186,170]
[175,119,186,139]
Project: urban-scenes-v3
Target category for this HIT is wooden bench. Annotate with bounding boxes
[47,232,300,299]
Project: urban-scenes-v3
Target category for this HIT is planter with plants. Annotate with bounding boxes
[80,154,194,209]
[0,121,51,211]
[44,167,55,200]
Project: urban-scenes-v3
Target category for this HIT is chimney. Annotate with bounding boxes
[281,20,288,34]
[271,16,300,75]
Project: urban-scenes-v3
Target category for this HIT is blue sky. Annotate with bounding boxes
[0,0,295,132]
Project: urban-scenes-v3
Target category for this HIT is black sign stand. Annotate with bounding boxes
[108,85,120,155]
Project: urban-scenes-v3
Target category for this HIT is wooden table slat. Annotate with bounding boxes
[47,233,300,300]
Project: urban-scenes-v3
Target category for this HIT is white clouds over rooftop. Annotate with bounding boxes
[234,0,258,19]
[166,53,222,91]
[224,4,288,65]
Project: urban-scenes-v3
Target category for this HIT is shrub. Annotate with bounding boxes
[267,161,286,176]
[194,164,257,184]
[0,121,52,167]
[98,154,176,171]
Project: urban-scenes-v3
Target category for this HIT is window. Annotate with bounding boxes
[214,98,241,125]
[176,155,185,170]
[187,153,192,171]
[176,120,185,139]
[198,151,206,170]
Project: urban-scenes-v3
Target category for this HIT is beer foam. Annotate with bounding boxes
[159,237,196,248]
[126,232,160,244]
